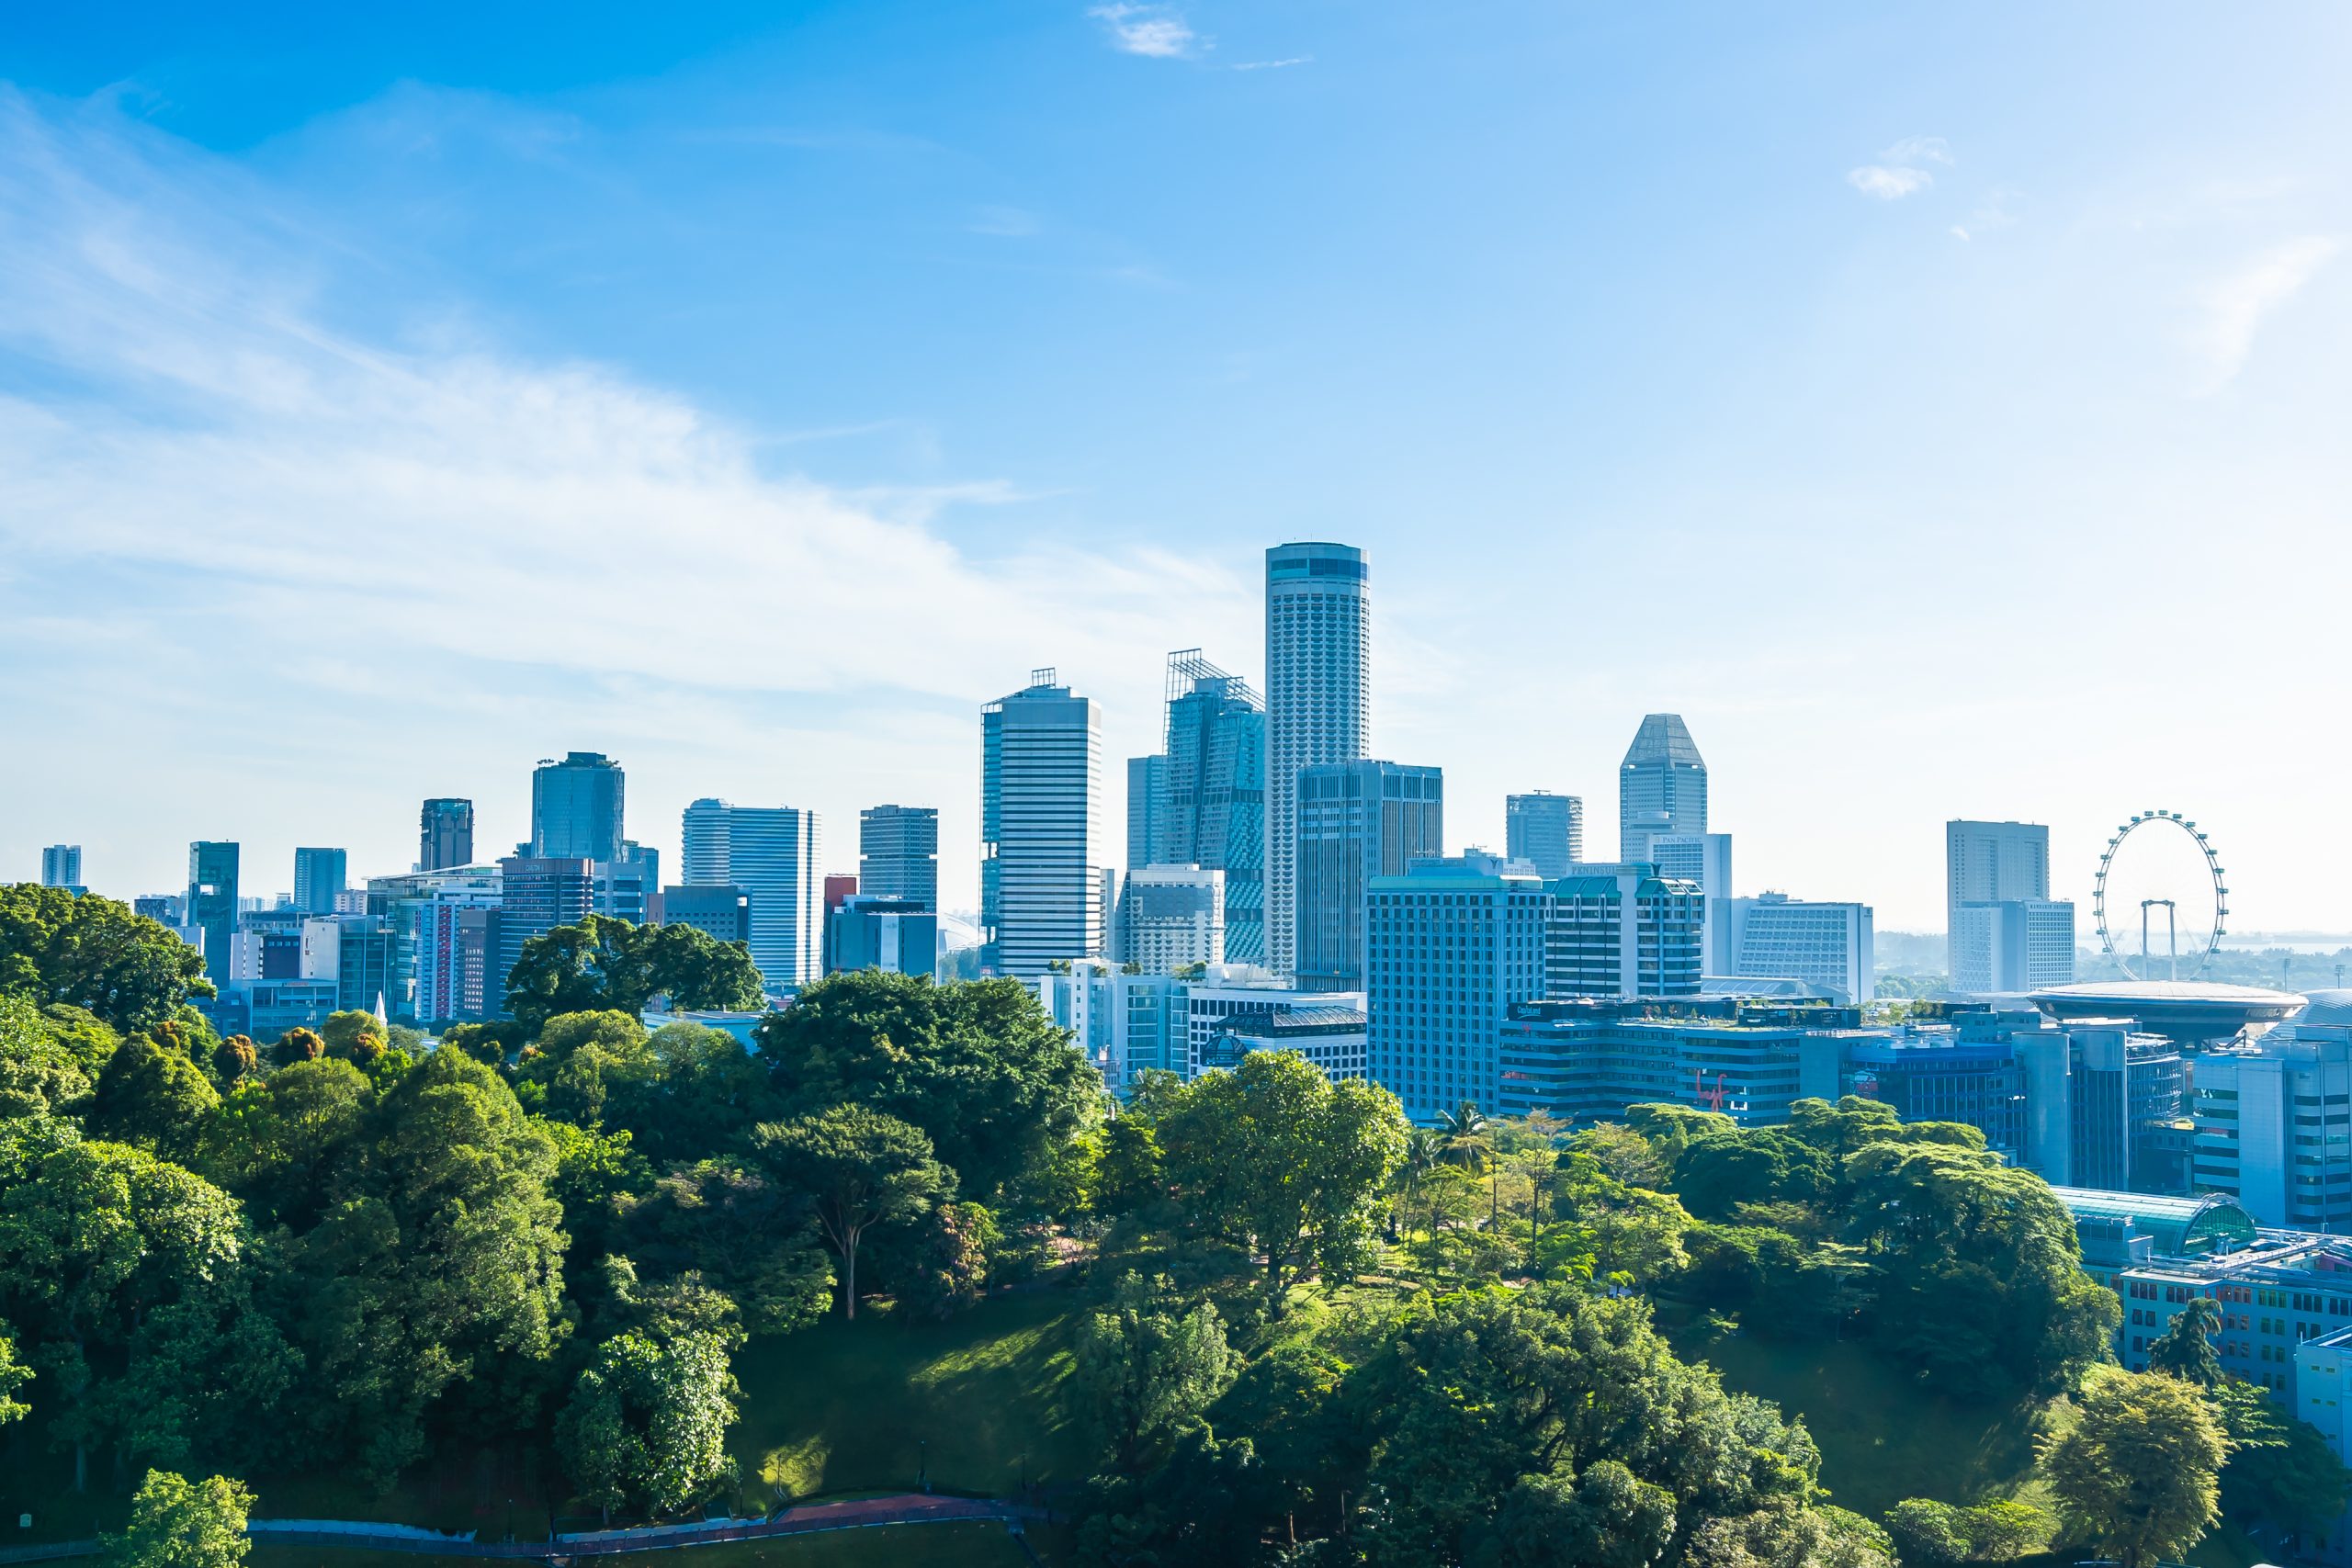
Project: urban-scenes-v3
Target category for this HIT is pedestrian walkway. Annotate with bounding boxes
[3,1492,1039,1563]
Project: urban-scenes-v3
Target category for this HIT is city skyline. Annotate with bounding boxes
[6,6,2352,930]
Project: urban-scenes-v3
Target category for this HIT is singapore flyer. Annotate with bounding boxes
[2092,810,2229,981]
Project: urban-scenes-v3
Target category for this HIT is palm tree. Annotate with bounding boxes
[1392,1127,1442,1242]
[1436,1101,1492,1173]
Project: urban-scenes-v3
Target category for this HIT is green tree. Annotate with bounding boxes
[1157,1050,1408,1312]
[1672,1128,1833,1222]
[0,1325,29,1426]
[105,1470,252,1568]
[1074,1272,1238,1469]
[0,1139,285,1488]
[1077,1424,1286,1568]
[88,1031,219,1162]
[270,1026,324,1066]
[197,1056,372,1228]
[506,916,762,1033]
[2211,1378,2352,1545]
[754,971,1096,1200]
[556,1327,740,1522]
[0,886,213,1033]
[749,1107,949,1319]
[609,1160,832,1336]
[2039,1367,2231,1568]
[1882,1497,1967,1565]
[1471,1463,1677,1568]
[320,1009,389,1064]
[0,990,96,1118]
[2146,1296,2223,1386]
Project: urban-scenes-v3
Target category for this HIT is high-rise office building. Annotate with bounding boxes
[1947,821,2054,988]
[40,845,82,889]
[2193,999,2352,1227]
[1366,852,1552,1121]
[660,884,751,945]
[1505,793,1581,878]
[1126,755,1166,872]
[1646,831,1734,973]
[1946,820,2052,913]
[1546,866,1706,1000]
[493,856,594,1014]
[532,752,626,863]
[1618,714,1707,860]
[859,806,940,908]
[1265,543,1370,982]
[1724,893,1874,1003]
[186,841,240,985]
[1155,649,1268,965]
[828,895,938,980]
[682,799,822,995]
[292,847,347,915]
[419,797,476,871]
[981,671,1107,979]
[1115,864,1225,973]
[1295,760,1442,991]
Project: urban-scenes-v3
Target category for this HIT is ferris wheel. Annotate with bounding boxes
[2092,810,2229,980]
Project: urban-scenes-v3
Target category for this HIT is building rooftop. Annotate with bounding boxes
[1621,712,1704,770]
[2050,1187,2260,1260]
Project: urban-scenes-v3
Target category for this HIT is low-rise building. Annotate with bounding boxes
[1498,997,1869,1128]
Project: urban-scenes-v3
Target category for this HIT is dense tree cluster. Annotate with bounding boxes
[0,908,1099,1525]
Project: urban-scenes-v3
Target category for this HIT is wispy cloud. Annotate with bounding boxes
[1881,135,1953,167]
[2199,236,2340,383]
[1847,164,1932,200]
[1089,4,1197,58]
[1234,57,1312,72]
[1846,135,1951,201]
[0,88,1248,714]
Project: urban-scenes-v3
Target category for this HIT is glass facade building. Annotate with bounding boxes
[980,671,1106,980]
[531,752,626,863]
[1155,649,1267,964]
[1265,543,1369,982]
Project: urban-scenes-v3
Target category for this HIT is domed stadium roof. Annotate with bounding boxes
[2294,989,2352,1029]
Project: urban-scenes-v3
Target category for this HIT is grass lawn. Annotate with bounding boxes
[248,1518,1057,1566]
[731,1289,1090,1504]
[1662,1316,2045,1520]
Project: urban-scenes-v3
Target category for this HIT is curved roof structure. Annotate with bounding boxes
[2295,989,2352,1029]
[2030,980,2305,1041]
[2050,1187,2260,1260]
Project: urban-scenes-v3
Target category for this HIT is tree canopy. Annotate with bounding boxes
[0,886,212,1033]
[505,916,763,1032]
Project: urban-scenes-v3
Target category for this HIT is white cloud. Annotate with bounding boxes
[1882,135,1954,166]
[1089,4,1197,58]
[1234,57,1312,72]
[0,88,1247,714]
[1846,164,1932,200]
[2199,235,2341,382]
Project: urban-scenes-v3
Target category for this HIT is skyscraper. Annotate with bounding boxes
[1295,760,1442,991]
[493,856,594,1013]
[682,799,822,994]
[1126,755,1166,871]
[1156,649,1268,964]
[292,848,348,915]
[1617,714,1707,860]
[420,797,475,871]
[1646,831,1734,973]
[980,670,1107,979]
[40,844,81,889]
[859,806,940,908]
[1265,542,1370,981]
[1366,852,1551,1121]
[1947,821,2059,994]
[532,752,626,863]
[1504,793,1581,878]
[186,840,241,985]
[1946,820,2051,915]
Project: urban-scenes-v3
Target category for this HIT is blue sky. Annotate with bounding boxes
[3,3,2348,933]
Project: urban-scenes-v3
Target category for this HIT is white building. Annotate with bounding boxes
[682,798,822,995]
[1115,864,1225,973]
[1264,542,1370,983]
[981,671,1107,979]
[1646,831,1733,974]
[1950,898,2076,993]
[2193,994,2352,1230]
[1724,893,1874,1004]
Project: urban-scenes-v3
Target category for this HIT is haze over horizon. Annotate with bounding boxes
[5,3,2350,932]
